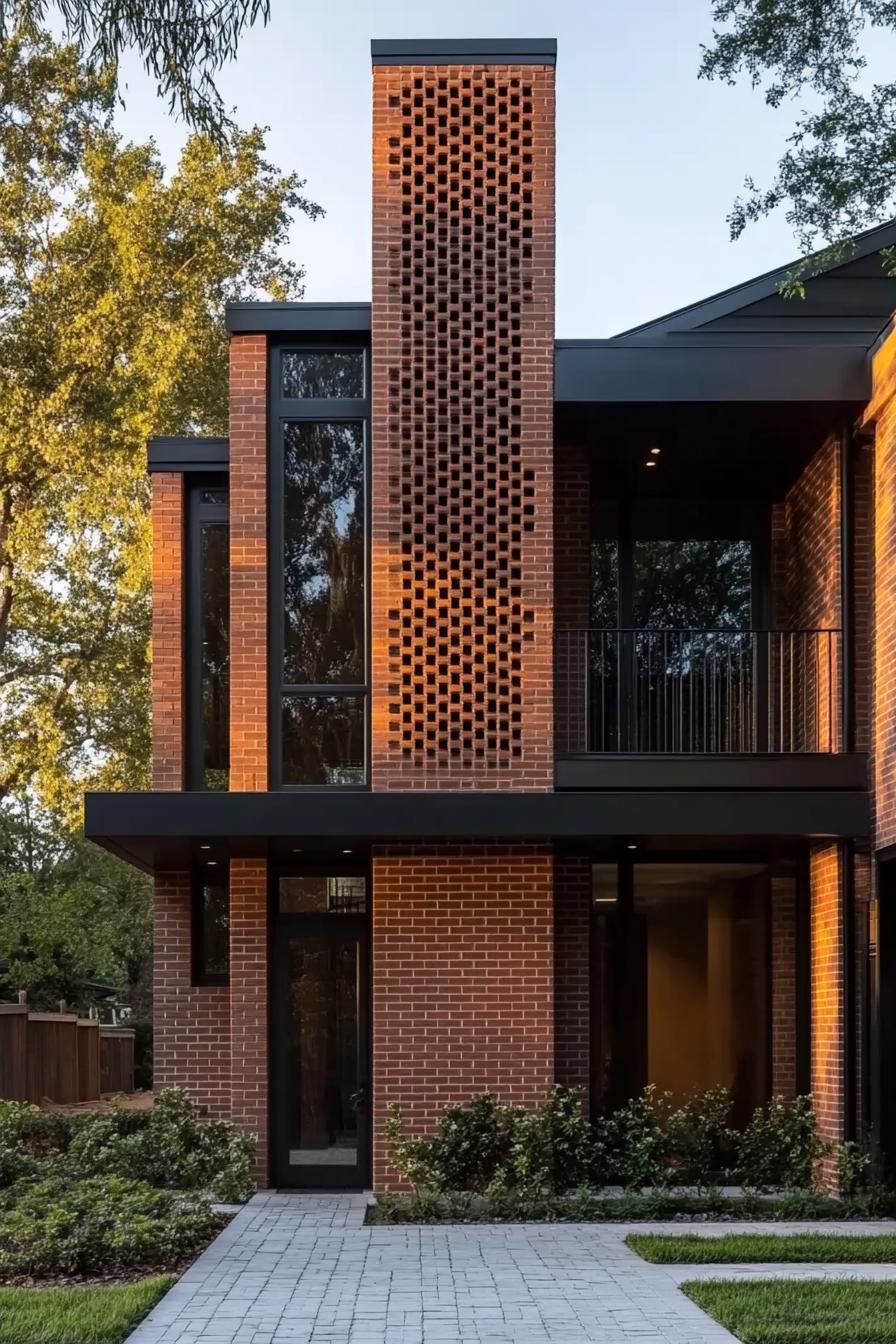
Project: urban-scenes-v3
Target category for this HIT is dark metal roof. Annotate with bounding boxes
[147,437,229,473]
[370,38,557,65]
[225,302,371,334]
[553,340,870,403]
[615,220,896,343]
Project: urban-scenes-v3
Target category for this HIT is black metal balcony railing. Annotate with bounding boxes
[555,628,842,755]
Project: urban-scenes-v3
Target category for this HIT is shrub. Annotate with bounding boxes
[0,1174,219,1278]
[730,1095,826,1191]
[665,1087,732,1188]
[384,1094,512,1193]
[593,1087,671,1190]
[504,1087,593,1196]
[67,1089,254,1202]
[369,1185,896,1225]
[835,1140,872,1197]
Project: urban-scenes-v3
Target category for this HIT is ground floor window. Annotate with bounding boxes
[592,859,800,1125]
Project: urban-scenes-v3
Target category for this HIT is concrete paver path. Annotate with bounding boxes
[127,1192,896,1344]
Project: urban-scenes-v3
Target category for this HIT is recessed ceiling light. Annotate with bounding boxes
[199,844,211,851]
[292,847,303,854]
[645,460,657,468]
[207,859,217,866]
[650,446,661,456]
[342,848,352,854]
[626,843,637,850]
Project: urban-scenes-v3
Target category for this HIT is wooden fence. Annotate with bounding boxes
[0,1003,134,1104]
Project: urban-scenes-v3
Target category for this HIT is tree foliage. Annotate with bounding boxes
[700,1,896,285]
[0,0,270,136]
[0,800,151,1010]
[0,25,320,820]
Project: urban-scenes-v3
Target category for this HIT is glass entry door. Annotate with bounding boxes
[271,873,369,1188]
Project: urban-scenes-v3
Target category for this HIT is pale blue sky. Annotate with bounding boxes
[111,0,859,335]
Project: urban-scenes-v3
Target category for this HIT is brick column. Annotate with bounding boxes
[810,843,845,1183]
[152,872,231,1116]
[770,877,797,1100]
[229,858,268,1185]
[370,55,555,790]
[151,473,185,789]
[371,846,554,1189]
[554,854,591,1103]
[771,435,842,751]
[227,334,269,1181]
[229,333,268,792]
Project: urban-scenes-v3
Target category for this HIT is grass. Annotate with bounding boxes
[0,1276,174,1344]
[629,1233,896,1264]
[683,1280,896,1343]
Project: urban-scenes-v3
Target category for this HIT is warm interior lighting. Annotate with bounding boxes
[650,446,661,455]
[645,460,657,468]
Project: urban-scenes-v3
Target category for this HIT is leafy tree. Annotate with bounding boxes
[0,0,270,136]
[700,1,896,286]
[0,24,321,821]
[0,800,151,1011]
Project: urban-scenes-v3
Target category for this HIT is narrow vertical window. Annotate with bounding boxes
[192,864,229,984]
[188,481,229,789]
[273,346,368,787]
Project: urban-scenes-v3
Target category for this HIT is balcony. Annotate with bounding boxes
[553,627,862,793]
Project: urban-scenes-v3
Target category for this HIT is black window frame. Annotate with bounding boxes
[268,337,370,791]
[186,476,230,791]
[191,861,230,986]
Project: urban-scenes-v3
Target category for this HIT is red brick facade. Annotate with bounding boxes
[151,473,185,790]
[371,847,554,1188]
[370,60,555,790]
[152,872,231,1116]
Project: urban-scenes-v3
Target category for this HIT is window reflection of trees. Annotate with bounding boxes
[283,422,364,686]
[200,521,229,789]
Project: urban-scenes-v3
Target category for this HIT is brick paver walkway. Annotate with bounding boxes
[128,1193,896,1344]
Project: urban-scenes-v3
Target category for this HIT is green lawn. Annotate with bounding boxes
[0,1277,174,1344]
[682,1280,896,1344]
[629,1233,896,1263]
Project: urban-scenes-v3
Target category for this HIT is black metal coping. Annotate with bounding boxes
[225,302,371,334]
[85,788,870,873]
[147,437,229,474]
[553,341,871,404]
[370,38,557,66]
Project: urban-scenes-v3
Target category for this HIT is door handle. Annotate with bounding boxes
[350,1086,366,1112]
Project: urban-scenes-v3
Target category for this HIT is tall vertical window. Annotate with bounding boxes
[188,481,229,789]
[272,346,368,787]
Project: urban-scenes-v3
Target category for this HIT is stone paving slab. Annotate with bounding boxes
[126,1194,896,1344]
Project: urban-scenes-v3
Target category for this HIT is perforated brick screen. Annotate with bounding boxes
[371,62,555,789]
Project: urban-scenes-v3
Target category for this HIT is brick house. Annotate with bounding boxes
[86,38,896,1189]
